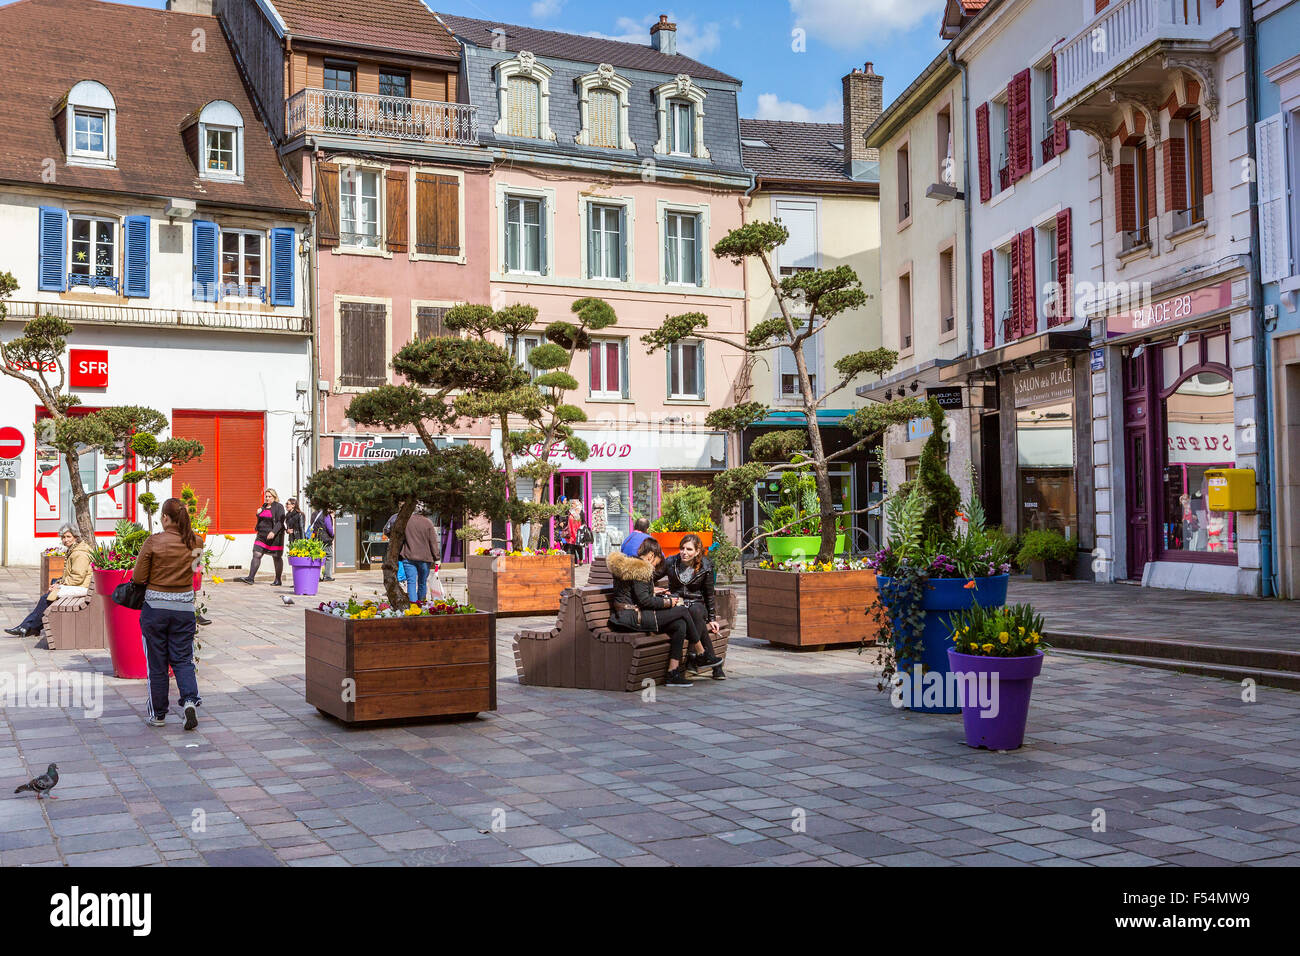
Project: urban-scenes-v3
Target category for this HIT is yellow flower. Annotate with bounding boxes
[1031,633,1040,643]
[212,576,224,584]
[969,642,980,651]
[223,534,236,541]
[1018,626,1025,635]
[962,626,970,634]
[998,631,1009,644]
[981,643,994,653]
[404,605,422,616]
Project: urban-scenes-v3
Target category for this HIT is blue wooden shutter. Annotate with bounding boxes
[123,215,150,298]
[192,220,218,301]
[694,215,704,286]
[38,207,67,292]
[538,200,549,276]
[269,227,295,306]
[618,205,628,281]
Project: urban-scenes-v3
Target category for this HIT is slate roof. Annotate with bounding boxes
[272,0,460,61]
[0,0,306,213]
[437,13,741,85]
[738,119,862,186]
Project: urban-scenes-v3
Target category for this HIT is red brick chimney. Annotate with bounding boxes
[843,62,883,174]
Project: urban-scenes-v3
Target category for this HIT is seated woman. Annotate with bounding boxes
[655,532,726,680]
[607,538,720,687]
[6,526,94,637]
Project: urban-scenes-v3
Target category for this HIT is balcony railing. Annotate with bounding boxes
[285,88,479,146]
[5,300,310,334]
[1172,202,1205,232]
[1055,0,1235,109]
[1040,122,1058,164]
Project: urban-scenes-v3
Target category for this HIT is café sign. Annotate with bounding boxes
[1107,280,1232,338]
[1013,361,1073,409]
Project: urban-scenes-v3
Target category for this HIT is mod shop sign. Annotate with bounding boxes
[490,429,726,471]
[1107,280,1232,338]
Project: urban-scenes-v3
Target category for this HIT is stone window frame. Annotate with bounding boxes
[652,74,709,160]
[493,51,557,142]
[574,63,636,150]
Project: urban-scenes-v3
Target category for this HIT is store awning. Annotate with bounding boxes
[938,330,1091,382]
[856,358,957,402]
[749,409,857,429]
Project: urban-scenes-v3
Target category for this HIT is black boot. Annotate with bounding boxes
[665,667,694,687]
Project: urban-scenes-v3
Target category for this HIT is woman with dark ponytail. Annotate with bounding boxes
[132,497,204,731]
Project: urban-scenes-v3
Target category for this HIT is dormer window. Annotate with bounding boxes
[493,52,556,142]
[653,75,709,160]
[574,64,635,150]
[194,100,244,181]
[60,80,117,166]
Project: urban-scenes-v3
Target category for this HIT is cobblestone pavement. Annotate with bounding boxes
[2,565,1300,867]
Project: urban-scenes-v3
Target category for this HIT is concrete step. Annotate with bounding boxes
[1052,648,1300,691]
[1046,631,1300,674]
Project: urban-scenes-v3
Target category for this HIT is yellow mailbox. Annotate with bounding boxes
[1205,468,1256,512]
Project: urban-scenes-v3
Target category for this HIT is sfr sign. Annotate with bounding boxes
[70,349,108,387]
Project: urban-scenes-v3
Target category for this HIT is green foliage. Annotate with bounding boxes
[1016,530,1075,568]
[757,465,842,539]
[747,315,799,348]
[288,537,328,559]
[884,485,927,565]
[137,492,159,521]
[179,484,211,532]
[748,429,807,462]
[950,603,1049,658]
[841,397,928,439]
[985,526,1022,571]
[570,296,618,330]
[528,342,569,371]
[533,370,579,391]
[915,397,961,538]
[346,384,452,432]
[650,484,717,533]
[640,312,708,353]
[834,348,902,380]
[704,402,768,432]
[441,303,495,337]
[712,220,788,263]
[393,336,520,396]
[711,462,770,517]
[543,321,590,352]
[91,520,148,570]
[711,534,742,583]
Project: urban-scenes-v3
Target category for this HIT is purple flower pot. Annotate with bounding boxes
[946,649,1044,751]
[289,556,324,596]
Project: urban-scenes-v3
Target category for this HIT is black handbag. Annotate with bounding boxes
[111,580,146,610]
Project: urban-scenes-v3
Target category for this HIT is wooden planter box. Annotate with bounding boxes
[746,567,886,650]
[465,553,574,616]
[305,609,496,723]
[41,552,66,590]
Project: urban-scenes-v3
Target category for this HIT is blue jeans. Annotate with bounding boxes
[141,604,201,720]
[19,592,52,633]
[401,560,431,602]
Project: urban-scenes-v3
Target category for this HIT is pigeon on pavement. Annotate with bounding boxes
[14,763,59,799]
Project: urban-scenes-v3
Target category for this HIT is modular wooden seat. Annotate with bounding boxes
[42,578,107,650]
[515,585,736,692]
[585,556,613,589]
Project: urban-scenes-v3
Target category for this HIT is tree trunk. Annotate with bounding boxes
[382,499,416,608]
[499,411,519,551]
[64,448,96,543]
[789,339,837,564]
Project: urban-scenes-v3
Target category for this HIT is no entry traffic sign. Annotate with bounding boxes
[0,426,26,460]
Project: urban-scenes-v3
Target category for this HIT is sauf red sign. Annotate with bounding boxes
[69,349,109,387]
[1107,280,1232,338]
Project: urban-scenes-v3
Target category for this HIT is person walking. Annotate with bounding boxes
[607,538,713,687]
[310,505,336,580]
[6,526,93,637]
[656,532,725,680]
[284,497,306,544]
[399,508,440,603]
[619,516,652,557]
[134,497,203,730]
[566,500,585,566]
[238,488,285,585]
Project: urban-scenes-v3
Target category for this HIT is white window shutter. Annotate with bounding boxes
[1257,113,1292,284]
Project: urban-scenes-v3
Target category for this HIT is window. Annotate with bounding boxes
[1186,111,1205,224]
[69,216,116,290]
[1134,143,1151,242]
[169,411,266,535]
[323,61,355,91]
[73,110,107,158]
[939,248,955,337]
[1162,359,1235,556]
[417,306,447,340]
[669,100,693,154]
[507,76,541,138]
[379,71,410,99]
[338,301,387,388]
[220,230,263,299]
[936,106,953,186]
[999,246,1015,337]
[897,143,911,222]
[777,329,820,401]
[668,340,703,399]
[341,168,381,249]
[588,204,624,280]
[664,211,699,284]
[206,128,235,173]
[1038,222,1058,317]
[505,195,543,273]
[414,170,462,259]
[516,334,543,379]
[589,89,619,148]
[1037,64,1056,163]
[575,66,634,150]
[194,100,245,180]
[994,100,1010,191]
[63,80,116,165]
[899,271,913,352]
[775,199,817,275]
[589,338,625,398]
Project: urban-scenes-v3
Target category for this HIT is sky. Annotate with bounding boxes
[4,0,948,121]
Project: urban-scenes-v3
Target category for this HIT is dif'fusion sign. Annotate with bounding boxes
[333,435,449,466]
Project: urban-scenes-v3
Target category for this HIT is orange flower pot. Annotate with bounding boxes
[649,531,713,558]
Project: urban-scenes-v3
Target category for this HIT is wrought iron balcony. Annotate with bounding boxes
[5,300,309,335]
[285,88,479,146]
[1054,0,1238,115]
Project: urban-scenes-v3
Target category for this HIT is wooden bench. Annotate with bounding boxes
[42,578,107,650]
[515,586,736,692]
[585,556,613,589]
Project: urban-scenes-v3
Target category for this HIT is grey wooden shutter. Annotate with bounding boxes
[618,205,628,281]
[695,341,705,398]
[694,215,704,286]
[538,200,549,275]
[586,203,596,278]
[620,338,630,399]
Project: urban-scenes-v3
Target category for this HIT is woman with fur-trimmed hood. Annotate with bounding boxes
[608,537,720,687]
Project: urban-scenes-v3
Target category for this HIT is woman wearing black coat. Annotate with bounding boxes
[608,538,720,687]
[284,497,306,544]
[238,488,286,586]
[655,533,725,680]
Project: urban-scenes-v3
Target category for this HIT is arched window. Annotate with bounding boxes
[493,53,556,142]
[506,76,540,138]
[589,89,618,147]
[196,100,244,180]
[62,80,117,165]
[574,64,634,150]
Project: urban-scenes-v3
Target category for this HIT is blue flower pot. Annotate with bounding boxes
[876,574,1009,714]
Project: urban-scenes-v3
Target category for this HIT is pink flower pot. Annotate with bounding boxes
[94,568,147,679]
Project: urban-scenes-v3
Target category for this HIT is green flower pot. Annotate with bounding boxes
[766,534,846,561]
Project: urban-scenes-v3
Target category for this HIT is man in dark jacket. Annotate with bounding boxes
[607,539,720,686]
[400,509,440,603]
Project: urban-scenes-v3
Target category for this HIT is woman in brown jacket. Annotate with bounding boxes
[133,497,204,730]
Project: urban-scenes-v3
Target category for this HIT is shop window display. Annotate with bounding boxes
[1161,370,1235,554]
[1016,401,1077,539]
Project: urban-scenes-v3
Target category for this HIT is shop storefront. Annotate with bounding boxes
[1101,273,1258,593]
[1012,361,1079,540]
[490,428,728,555]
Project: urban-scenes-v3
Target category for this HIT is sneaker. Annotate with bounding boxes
[712,665,727,681]
[146,715,166,727]
[665,668,694,687]
[182,702,199,731]
[688,652,723,674]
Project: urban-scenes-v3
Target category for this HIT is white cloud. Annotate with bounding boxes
[754,93,842,124]
[790,0,946,49]
[531,0,564,19]
[588,13,722,59]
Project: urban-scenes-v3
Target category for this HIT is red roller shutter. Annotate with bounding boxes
[169,411,266,534]
[982,249,995,349]
[976,102,991,203]
[171,411,217,529]
[1019,227,1036,338]
[1053,208,1073,326]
